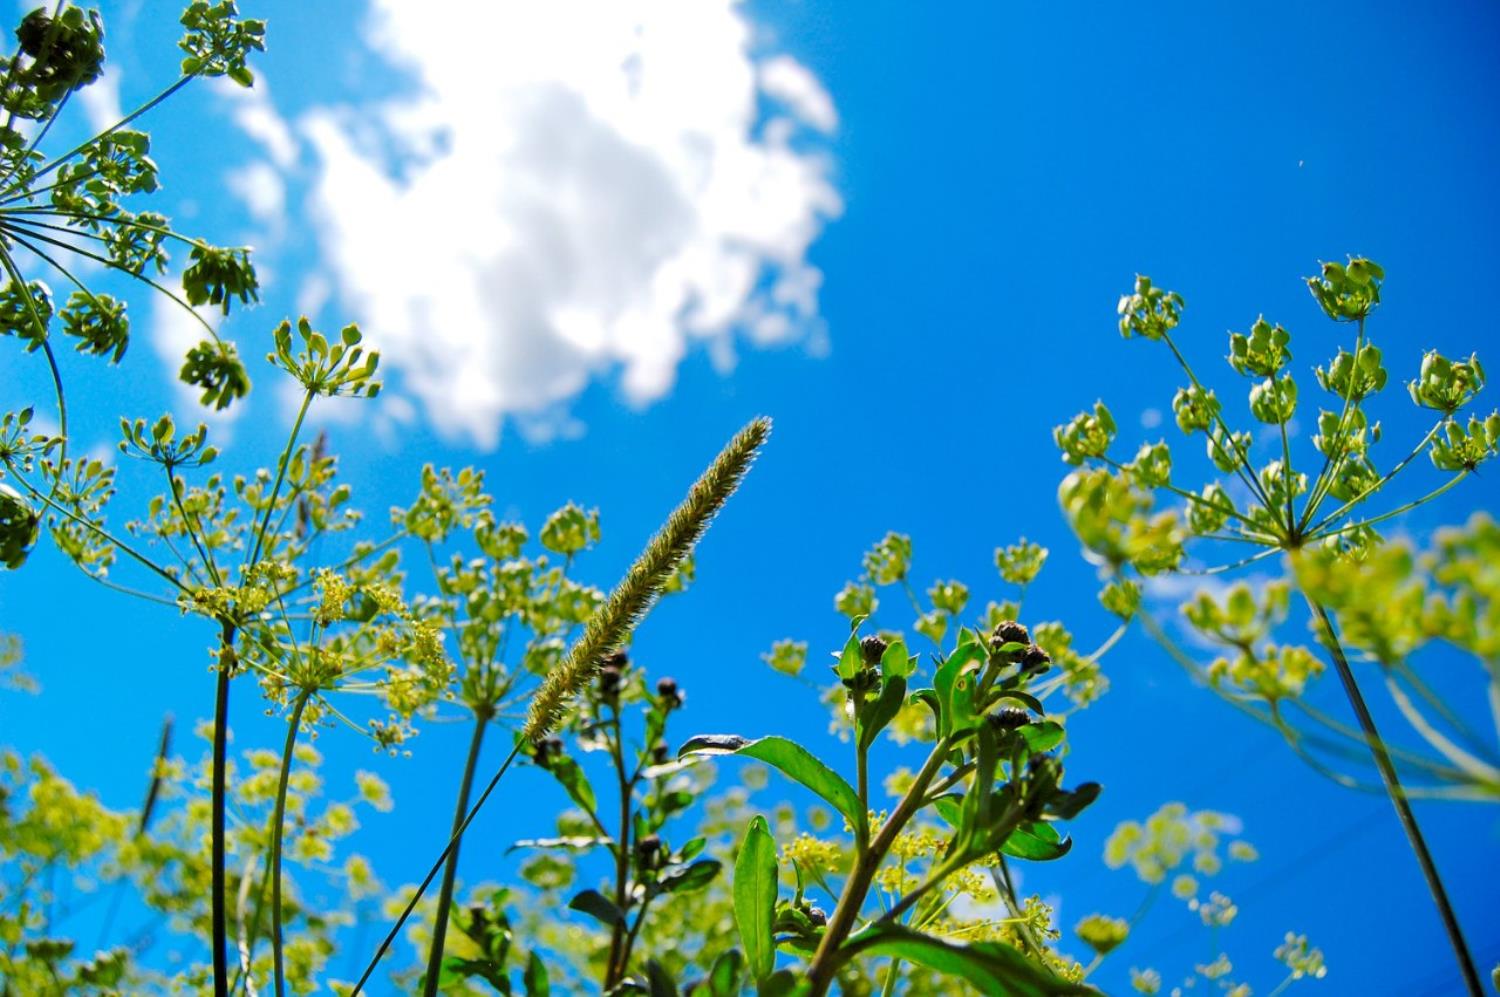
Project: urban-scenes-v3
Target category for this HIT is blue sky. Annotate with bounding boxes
[2,1,1499,993]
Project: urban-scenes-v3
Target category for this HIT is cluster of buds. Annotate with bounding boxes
[989,620,1052,676]
[840,634,887,696]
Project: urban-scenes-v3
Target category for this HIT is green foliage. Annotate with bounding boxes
[1055,256,1494,991]
[1054,256,1499,800]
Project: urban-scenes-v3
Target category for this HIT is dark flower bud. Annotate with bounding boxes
[656,677,684,708]
[1020,644,1051,673]
[636,833,664,868]
[991,620,1030,649]
[598,662,623,686]
[806,906,827,927]
[860,635,888,665]
[601,649,629,670]
[989,707,1031,730]
[532,736,564,766]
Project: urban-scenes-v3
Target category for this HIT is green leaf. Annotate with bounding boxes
[680,735,863,833]
[645,960,679,997]
[524,951,550,996]
[734,815,779,981]
[756,970,811,997]
[1019,721,1065,754]
[880,637,916,679]
[857,675,907,752]
[934,643,985,736]
[655,858,722,895]
[840,924,1095,996]
[932,794,964,829]
[991,689,1045,715]
[568,889,625,928]
[706,950,745,997]
[1000,821,1072,861]
[545,756,597,814]
[1045,782,1102,821]
[834,628,864,680]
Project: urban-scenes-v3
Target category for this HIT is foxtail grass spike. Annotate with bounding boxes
[350,417,770,995]
[522,416,771,741]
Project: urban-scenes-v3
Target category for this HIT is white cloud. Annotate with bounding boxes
[214,77,298,170]
[77,65,122,133]
[226,161,286,230]
[758,56,838,133]
[293,0,841,448]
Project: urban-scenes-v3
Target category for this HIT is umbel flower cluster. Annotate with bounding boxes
[1054,257,1495,993]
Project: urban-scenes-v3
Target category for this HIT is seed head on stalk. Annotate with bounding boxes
[522,416,771,741]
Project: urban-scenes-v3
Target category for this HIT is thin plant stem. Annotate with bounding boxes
[210,620,238,997]
[246,389,315,570]
[269,692,311,997]
[0,243,67,482]
[1305,420,1449,536]
[604,722,631,989]
[350,742,525,996]
[804,737,951,996]
[1297,318,1365,533]
[0,75,195,199]
[1307,599,1480,995]
[420,709,492,997]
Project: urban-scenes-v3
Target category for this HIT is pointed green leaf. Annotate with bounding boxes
[840,924,1095,996]
[680,735,863,832]
[568,889,624,928]
[857,675,908,752]
[1000,821,1072,861]
[734,815,779,981]
[524,951,550,996]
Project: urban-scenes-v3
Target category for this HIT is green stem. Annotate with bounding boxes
[246,389,315,570]
[1309,472,1467,542]
[1307,600,1480,995]
[604,705,634,989]
[0,74,195,199]
[269,692,310,997]
[1306,420,1449,536]
[0,244,67,483]
[1160,330,1275,511]
[420,709,491,997]
[804,738,950,997]
[350,741,525,996]
[211,620,238,997]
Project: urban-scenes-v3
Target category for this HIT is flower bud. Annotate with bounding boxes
[1020,645,1051,674]
[989,707,1031,730]
[806,906,827,927]
[991,620,1030,649]
[656,677,684,708]
[860,635,888,665]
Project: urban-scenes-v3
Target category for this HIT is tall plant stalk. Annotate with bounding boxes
[420,708,491,996]
[1307,601,1480,995]
[353,417,769,994]
[269,692,311,997]
[210,621,237,997]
